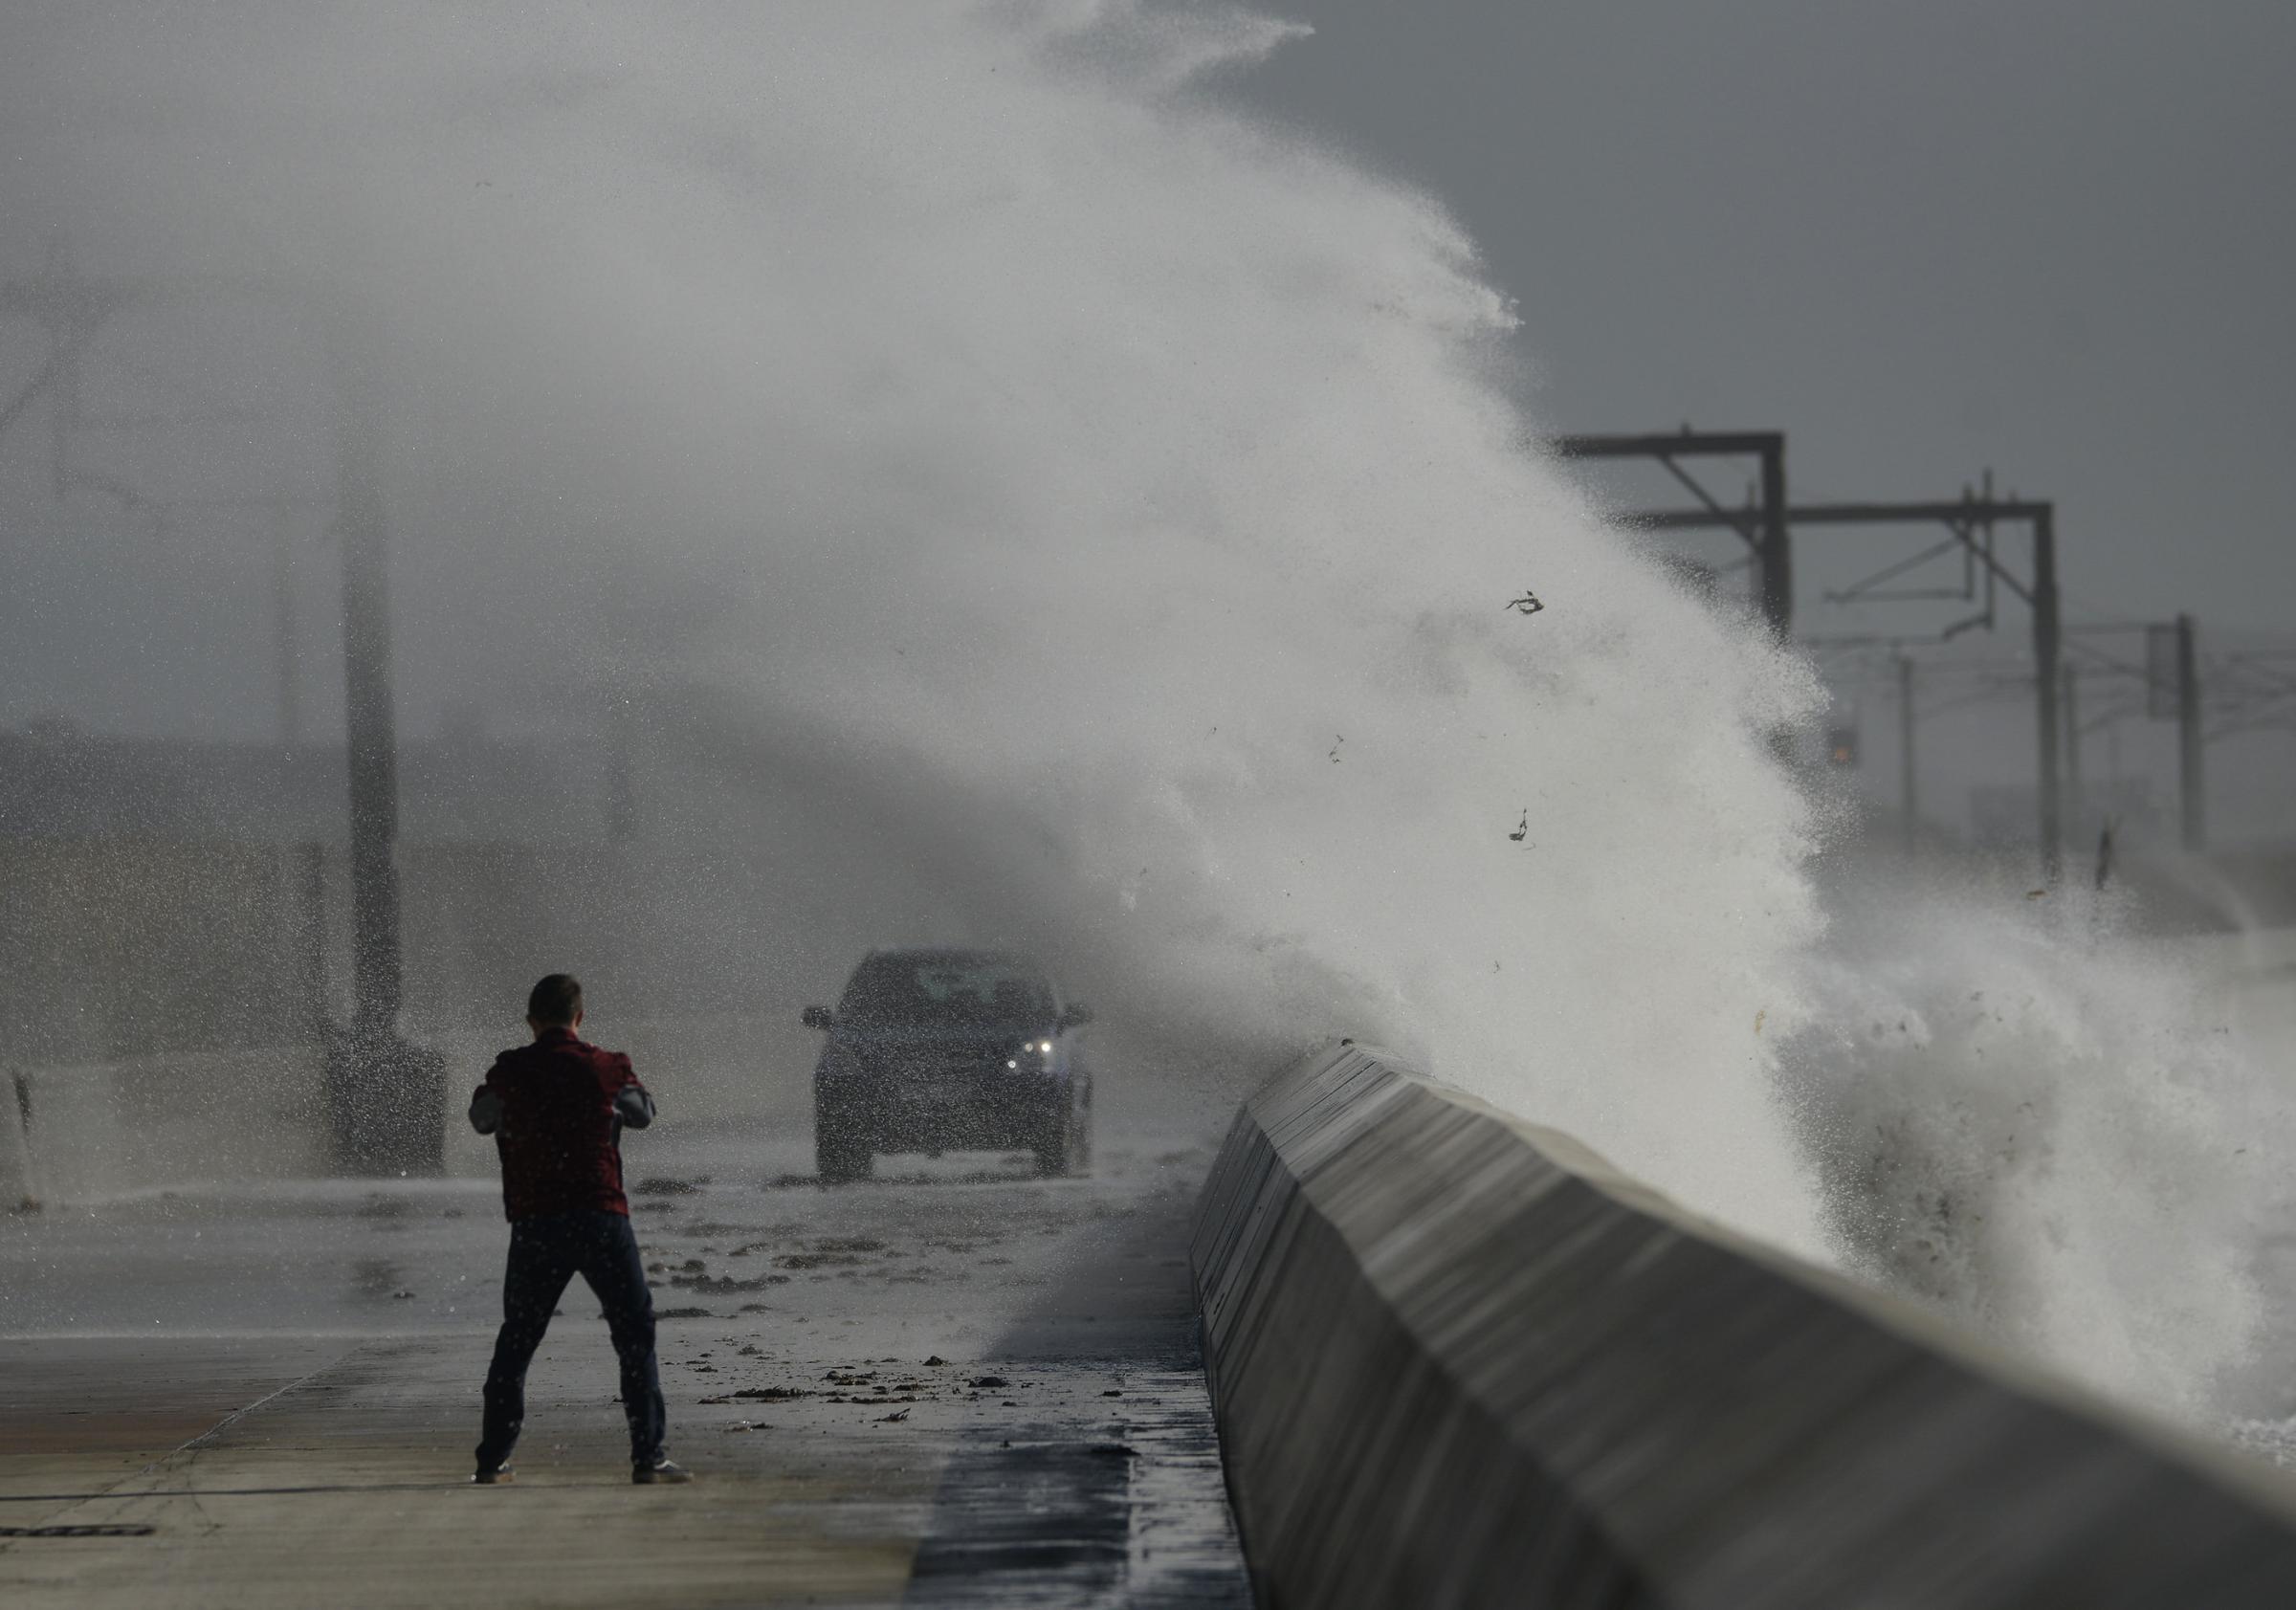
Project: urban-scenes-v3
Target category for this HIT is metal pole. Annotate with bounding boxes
[1897,653,1917,856]
[328,322,441,1175]
[1758,438,1792,640]
[334,339,404,1042]
[271,503,302,752]
[2032,508,2063,881]
[2177,612,2205,851]
[2062,665,2083,852]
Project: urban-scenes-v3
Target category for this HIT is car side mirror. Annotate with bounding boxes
[802,1005,835,1031]
[1059,1003,1093,1029]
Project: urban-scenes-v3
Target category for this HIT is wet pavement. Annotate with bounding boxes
[0,1113,1253,1608]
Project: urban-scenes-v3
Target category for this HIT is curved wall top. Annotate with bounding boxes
[1192,1043,2296,1609]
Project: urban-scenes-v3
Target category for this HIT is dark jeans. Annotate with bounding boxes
[475,1210,664,1471]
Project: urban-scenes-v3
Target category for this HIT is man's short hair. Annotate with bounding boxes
[527,974,584,1026]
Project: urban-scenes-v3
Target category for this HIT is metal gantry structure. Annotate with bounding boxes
[1547,430,1792,639]
[1578,434,2284,871]
[1631,470,2285,870]
[0,252,437,1172]
[1624,487,2069,877]
[0,248,138,464]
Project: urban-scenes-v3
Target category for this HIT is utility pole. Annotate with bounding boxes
[2032,508,2062,880]
[327,323,442,1175]
[267,501,304,751]
[334,338,403,1043]
[2062,665,2083,850]
[2177,612,2205,852]
[1758,439,1791,641]
[1896,654,1918,856]
[9,262,441,1169]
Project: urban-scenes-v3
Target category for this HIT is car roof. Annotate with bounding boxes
[860,946,1047,974]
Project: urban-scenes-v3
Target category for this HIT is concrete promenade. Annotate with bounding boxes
[1,1114,1249,1608]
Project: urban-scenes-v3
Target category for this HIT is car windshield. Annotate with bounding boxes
[838,955,1054,1027]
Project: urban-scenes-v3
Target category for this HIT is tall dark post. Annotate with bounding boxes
[2177,612,2205,852]
[335,342,405,1040]
[271,503,303,752]
[2062,665,2084,850]
[328,326,442,1174]
[2031,508,2063,881]
[1897,654,1918,856]
[1757,437,1793,641]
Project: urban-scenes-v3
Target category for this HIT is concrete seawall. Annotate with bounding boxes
[1192,1043,2296,1608]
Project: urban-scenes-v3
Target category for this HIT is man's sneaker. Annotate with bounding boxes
[472,1464,515,1485]
[632,1457,694,1485]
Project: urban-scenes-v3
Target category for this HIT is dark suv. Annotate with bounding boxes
[802,948,1093,1183]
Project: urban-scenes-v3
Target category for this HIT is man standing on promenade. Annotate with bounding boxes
[467,974,692,1485]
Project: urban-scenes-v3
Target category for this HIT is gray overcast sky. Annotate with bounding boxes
[1235,0,2294,638]
[1,1,2288,839]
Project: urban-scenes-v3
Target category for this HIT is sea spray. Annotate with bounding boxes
[1779,864,2285,1423]
[11,0,2283,1429]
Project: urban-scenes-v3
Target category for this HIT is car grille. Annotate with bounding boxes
[876,1048,1012,1099]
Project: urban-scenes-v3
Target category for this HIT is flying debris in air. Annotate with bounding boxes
[1505,590,1545,616]
[1509,810,1529,843]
